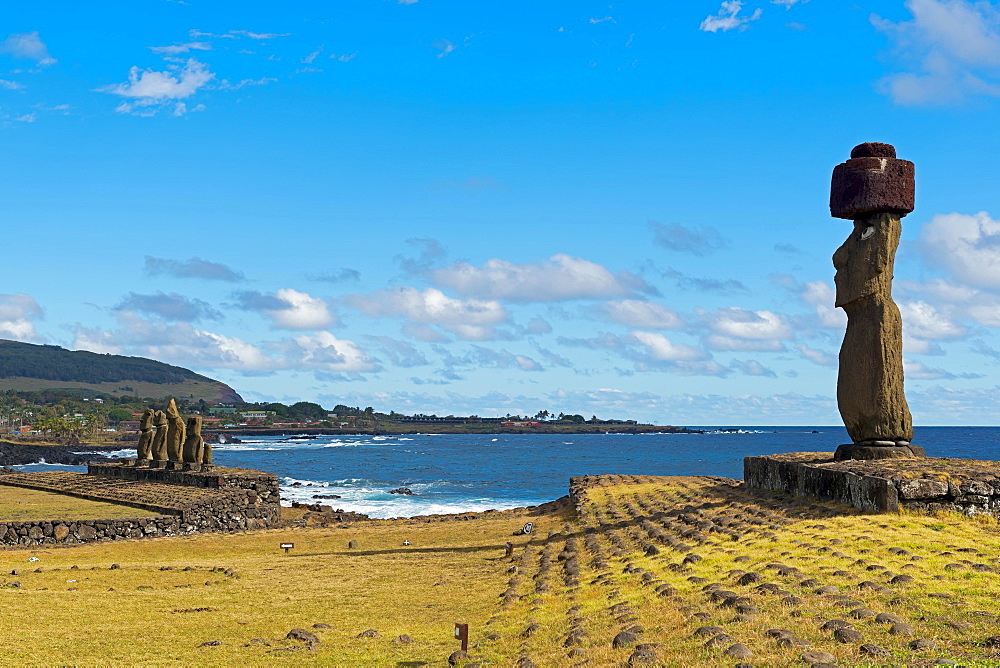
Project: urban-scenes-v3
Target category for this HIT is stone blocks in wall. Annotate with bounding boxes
[745,453,1000,517]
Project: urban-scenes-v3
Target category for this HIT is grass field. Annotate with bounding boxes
[0,485,160,521]
[2,476,1000,666]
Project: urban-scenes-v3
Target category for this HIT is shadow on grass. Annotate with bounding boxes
[290,544,511,558]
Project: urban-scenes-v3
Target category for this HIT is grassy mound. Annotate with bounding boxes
[2,475,1000,665]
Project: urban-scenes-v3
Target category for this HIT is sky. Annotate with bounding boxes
[3,0,1000,426]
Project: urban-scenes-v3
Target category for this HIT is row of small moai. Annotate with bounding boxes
[134,398,214,470]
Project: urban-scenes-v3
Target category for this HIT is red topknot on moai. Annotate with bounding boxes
[830,142,924,461]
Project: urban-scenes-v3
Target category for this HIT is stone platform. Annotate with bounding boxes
[744,452,1000,516]
[0,463,281,546]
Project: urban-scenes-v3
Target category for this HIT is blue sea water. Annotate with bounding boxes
[19,426,1000,519]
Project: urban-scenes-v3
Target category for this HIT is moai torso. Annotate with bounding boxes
[136,408,155,460]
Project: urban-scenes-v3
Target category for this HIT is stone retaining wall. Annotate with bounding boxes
[0,516,181,546]
[745,452,1000,517]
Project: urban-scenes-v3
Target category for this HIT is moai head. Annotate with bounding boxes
[139,408,155,430]
[165,398,181,419]
[830,142,914,220]
[153,410,168,428]
[186,416,203,434]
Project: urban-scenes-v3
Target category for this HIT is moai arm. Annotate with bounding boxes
[830,142,918,457]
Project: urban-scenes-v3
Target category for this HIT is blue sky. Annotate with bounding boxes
[3,0,1000,425]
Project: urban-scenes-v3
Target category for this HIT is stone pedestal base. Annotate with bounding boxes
[150,460,167,469]
[182,462,203,472]
[834,443,925,461]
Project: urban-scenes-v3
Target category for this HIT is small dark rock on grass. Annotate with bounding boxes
[356,629,380,639]
[393,634,414,644]
[287,628,321,644]
[199,640,222,647]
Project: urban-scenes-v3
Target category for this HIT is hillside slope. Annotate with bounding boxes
[0,340,243,403]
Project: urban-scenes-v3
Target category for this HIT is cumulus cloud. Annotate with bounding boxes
[144,256,244,281]
[0,79,23,90]
[703,307,792,352]
[773,0,806,6]
[98,58,215,116]
[873,0,1000,105]
[367,335,428,368]
[904,358,983,379]
[0,293,44,341]
[899,300,967,341]
[73,313,273,371]
[918,212,1000,288]
[730,359,778,377]
[396,237,447,276]
[798,280,846,329]
[795,343,837,367]
[278,332,379,375]
[699,1,763,33]
[630,331,708,362]
[115,292,221,322]
[649,221,728,255]
[235,288,336,330]
[0,32,56,66]
[345,286,508,340]
[601,300,683,329]
[431,254,654,302]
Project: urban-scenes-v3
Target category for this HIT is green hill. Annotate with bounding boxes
[0,340,243,403]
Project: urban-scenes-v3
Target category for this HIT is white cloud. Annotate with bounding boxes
[796,343,837,367]
[282,332,379,374]
[0,32,56,66]
[630,331,708,362]
[0,79,23,90]
[345,287,508,340]
[0,293,44,341]
[98,58,214,116]
[238,288,335,330]
[649,221,728,255]
[74,313,273,371]
[730,359,777,377]
[904,358,983,380]
[601,300,683,329]
[800,280,846,329]
[704,307,791,351]
[149,42,212,55]
[873,0,1000,105]
[919,211,1000,288]
[699,1,763,33]
[772,0,806,6]
[899,300,967,340]
[431,254,653,302]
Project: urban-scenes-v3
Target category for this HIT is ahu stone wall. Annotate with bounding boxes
[744,453,1000,517]
[0,464,281,547]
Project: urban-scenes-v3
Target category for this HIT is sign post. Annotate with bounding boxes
[280,542,294,554]
[454,622,469,652]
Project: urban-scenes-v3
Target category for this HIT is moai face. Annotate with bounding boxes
[139,408,155,430]
[153,410,168,428]
[832,213,900,308]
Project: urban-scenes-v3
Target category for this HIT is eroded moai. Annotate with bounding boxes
[150,410,169,461]
[182,416,205,464]
[164,398,186,461]
[830,142,923,460]
[136,408,155,460]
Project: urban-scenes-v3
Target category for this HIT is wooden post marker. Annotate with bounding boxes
[504,541,514,557]
[280,542,294,554]
[454,623,469,651]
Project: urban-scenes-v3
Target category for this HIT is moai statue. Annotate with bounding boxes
[164,398,186,462]
[202,440,213,467]
[136,408,155,460]
[830,142,924,460]
[150,410,169,461]
[182,416,205,463]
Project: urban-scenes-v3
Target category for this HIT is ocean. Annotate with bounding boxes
[15,426,999,519]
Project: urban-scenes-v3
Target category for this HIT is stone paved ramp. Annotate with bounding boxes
[0,471,222,515]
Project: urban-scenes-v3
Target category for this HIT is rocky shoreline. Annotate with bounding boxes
[0,441,119,466]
